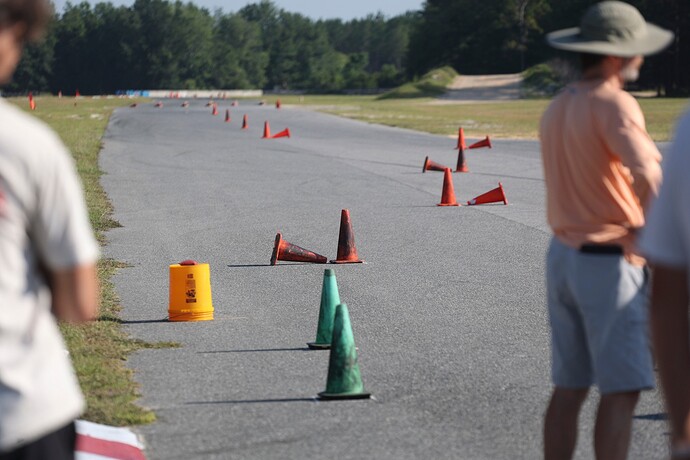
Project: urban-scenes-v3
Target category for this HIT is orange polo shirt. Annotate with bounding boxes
[539,77,662,265]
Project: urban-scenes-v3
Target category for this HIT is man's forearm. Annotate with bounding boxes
[51,263,99,323]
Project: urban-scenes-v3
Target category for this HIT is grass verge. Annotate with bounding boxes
[9,95,177,426]
[275,94,686,141]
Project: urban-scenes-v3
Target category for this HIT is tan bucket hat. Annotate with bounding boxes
[546,1,673,57]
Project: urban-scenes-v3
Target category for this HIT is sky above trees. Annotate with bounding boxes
[52,0,425,20]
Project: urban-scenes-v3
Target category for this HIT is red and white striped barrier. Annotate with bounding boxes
[75,420,145,460]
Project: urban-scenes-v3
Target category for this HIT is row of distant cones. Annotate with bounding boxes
[271,209,362,265]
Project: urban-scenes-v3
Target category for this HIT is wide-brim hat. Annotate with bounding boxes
[546,1,673,57]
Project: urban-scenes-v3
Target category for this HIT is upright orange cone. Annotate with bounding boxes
[225,109,231,123]
[262,121,271,138]
[29,98,36,111]
[242,114,248,130]
[456,148,469,173]
[467,182,507,205]
[468,136,492,149]
[423,156,450,173]
[331,209,363,264]
[438,168,460,206]
[271,128,290,139]
[276,99,281,109]
[454,127,467,150]
[270,233,328,265]
[212,103,218,116]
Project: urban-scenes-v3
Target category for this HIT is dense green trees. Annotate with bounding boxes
[7,0,414,94]
[5,0,687,95]
[407,0,688,95]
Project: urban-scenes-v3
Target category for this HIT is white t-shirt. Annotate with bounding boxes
[0,98,99,451]
[639,109,690,268]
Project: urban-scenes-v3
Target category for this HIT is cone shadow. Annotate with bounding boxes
[186,397,317,405]
[119,318,170,324]
[198,347,310,353]
[226,263,316,268]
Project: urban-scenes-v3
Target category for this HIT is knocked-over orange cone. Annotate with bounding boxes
[454,127,467,150]
[467,182,507,205]
[331,209,363,264]
[270,233,328,265]
[262,121,271,138]
[232,100,238,107]
[225,109,231,122]
[242,114,248,130]
[438,168,460,206]
[468,136,492,149]
[271,128,291,139]
[423,156,450,173]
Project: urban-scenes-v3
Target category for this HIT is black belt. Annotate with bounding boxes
[580,244,623,255]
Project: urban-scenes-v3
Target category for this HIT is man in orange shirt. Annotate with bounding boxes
[539,2,673,459]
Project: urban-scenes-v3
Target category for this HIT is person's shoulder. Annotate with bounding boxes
[0,99,68,162]
[593,81,640,110]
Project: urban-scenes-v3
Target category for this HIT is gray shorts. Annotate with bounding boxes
[546,237,654,394]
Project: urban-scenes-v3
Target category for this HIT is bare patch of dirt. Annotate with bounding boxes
[432,74,523,104]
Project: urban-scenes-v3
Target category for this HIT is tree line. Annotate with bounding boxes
[7,0,689,96]
[409,0,689,96]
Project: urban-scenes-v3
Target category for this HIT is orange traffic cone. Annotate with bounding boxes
[212,104,218,116]
[271,128,290,139]
[181,101,189,108]
[225,109,231,123]
[454,127,467,150]
[438,168,460,206]
[456,148,469,173]
[242,114,248,130]
[155,101,163,108]
[467,182,507,205]
[232,100,238,107]
[331,209,364,264]
[276,99,281,109]
[423,156,450,173]
[468,136,492,149]
[29,99,36,111]
[270,233,328,265]
[130,103,138,108]
[262,121,271,138]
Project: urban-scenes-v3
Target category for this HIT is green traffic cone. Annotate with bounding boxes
[307,269,341,350]
[318,303,371,400]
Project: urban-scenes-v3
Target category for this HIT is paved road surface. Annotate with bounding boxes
[100,101,668,459]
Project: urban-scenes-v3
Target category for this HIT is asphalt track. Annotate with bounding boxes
[100,100,668,459]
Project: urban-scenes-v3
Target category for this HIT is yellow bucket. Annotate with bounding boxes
[169,260,214,322]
